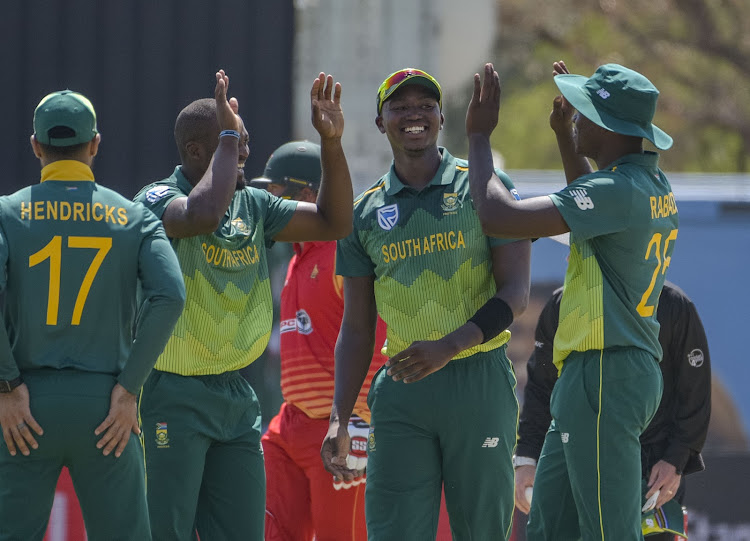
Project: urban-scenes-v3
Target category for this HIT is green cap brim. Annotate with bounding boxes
[554,74,673,150]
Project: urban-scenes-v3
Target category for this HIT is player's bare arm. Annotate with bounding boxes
[0,383,43,456]
[274,73,354,242]
[322,276,378,483]
[386,240,530,383]
[466,63,569,239]
[162,69,242,238]
[550,61,594,184]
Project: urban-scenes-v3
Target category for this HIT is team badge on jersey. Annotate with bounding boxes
[377,204,399,231]
[230,217,252,236]
[441,192,462,214]
[296,309,313,335]
[155,422,170,448]
[368,427,376,452]
[145,186,170,203]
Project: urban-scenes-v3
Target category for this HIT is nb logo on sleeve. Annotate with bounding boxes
[482,437,499,448]
[570,188,594,210]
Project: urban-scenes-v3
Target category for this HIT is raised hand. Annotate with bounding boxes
[0,383,43,456]
[215,69,240,133]
[549,60,575,133]
[94,383,139,458]
[466,63,502,138]
[311,73,344,140]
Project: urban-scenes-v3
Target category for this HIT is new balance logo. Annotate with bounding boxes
[561,432,570,443]
[596,88,611,100]
[482,437,499,448]
[570,189,594,210]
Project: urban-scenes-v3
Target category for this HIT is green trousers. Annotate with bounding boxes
[140,369,265,541]
[0,369,150,541]
[526,348,662,541]
[365,346,518,541]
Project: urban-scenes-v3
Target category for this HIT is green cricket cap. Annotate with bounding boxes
[250,141,322,198]
[554,64,673,150]
[33,90,98,147]
[376,68,442,115]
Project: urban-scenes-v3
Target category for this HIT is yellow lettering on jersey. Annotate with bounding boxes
[436,233,446,251]
[92,202,104,221]
[47,201,58,220]
[650,192,677,220]
[60,202,71,221]
[117,207,128,225]
[201,242,259,268]
[73,202,85,221]
[20,202,32,220]
[34,201,44,220]
[380,230,466,263]
[104,205,116,224]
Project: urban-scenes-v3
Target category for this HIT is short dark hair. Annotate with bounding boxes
[37,127,90,160]
[174,98,220,163]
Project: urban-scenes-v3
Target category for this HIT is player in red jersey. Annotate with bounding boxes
[252,141,386,541]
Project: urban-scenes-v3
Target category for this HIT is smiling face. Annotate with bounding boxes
[376,85,444,155]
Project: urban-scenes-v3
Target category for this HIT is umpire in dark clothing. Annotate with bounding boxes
[514,281,711,539]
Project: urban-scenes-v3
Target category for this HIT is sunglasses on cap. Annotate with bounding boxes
[377,69,442,114]
[250,176,316,200]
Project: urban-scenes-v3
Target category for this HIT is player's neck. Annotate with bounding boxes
[391,146,442,191]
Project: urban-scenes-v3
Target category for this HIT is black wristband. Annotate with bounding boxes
[468,297,514,344]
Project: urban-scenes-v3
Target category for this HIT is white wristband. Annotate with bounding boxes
[512,455,538,469]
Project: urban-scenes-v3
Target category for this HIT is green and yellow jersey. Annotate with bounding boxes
[0,160,185,394]
[135,166,298,376]
[549,152,679,370]
[336,148,519,359]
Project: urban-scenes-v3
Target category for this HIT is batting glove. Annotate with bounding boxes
[333,415,369,490]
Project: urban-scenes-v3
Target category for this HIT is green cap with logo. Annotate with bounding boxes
[249,141,322,198]
[553,64,673,150]
[33,90,98,147]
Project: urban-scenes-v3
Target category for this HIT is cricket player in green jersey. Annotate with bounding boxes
[134,71,353,541]
[0,90,186,541]
[466,62,679,540]
[321,68,531,541]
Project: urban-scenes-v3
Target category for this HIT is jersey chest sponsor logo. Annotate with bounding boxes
[377,204,399,231]
[280,310,314,335]
[687,348,704,367]
[146,185,170,203]
[570,188,594,210]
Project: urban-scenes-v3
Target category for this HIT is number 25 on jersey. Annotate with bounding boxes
[637,229,677,317]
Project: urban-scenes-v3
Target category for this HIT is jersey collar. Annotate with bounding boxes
[605,151,660,172]
[173,166,196,195]
[40,160,95,183]
[385,147,456,195]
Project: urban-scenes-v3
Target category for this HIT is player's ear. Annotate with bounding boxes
[30,135,43,159]
[440,113,445,130]
[89,134,101,157]
[375,115,385,134]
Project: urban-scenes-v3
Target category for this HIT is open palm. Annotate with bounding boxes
[311,73,344,140]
